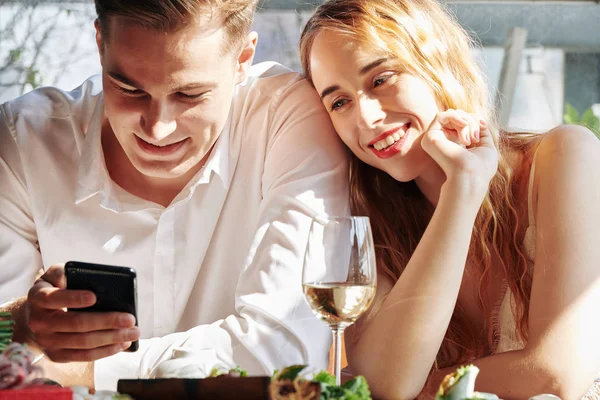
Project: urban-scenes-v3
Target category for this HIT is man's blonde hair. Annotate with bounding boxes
[95,0,258,51]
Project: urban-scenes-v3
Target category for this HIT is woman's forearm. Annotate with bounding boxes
[348,184,484,399]
[422,349,589,400]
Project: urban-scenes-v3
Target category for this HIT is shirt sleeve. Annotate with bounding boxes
[94,78,350,390]
[0,103,43,305]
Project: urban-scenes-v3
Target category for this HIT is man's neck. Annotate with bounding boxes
[101,121,204,208]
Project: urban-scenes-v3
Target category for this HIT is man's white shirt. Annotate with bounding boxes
[0,62,349,390]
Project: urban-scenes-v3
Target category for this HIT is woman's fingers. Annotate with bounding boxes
[436,109,486,147]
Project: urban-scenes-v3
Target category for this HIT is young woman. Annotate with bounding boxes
[299,0,600,398]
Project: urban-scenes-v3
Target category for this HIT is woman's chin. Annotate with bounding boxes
[382,166,418,183]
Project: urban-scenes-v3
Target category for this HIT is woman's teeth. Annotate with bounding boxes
[373,131,403,151]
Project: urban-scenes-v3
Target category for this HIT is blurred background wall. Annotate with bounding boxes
[1,0,599,133]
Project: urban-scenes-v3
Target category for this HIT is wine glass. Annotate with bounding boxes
[302,216,377,386]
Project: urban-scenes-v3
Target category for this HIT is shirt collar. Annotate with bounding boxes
[74,94,110,206]
[183,112,231,192]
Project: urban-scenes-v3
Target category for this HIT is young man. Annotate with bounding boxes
[0,0,348,390]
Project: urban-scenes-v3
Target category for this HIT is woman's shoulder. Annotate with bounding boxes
[528,124,600,221]
[538,124,599,153]
[506,125,599,231]
[532,124,600,174]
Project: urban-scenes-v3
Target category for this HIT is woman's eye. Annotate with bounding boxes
[373,75,390,88]
[330,98,349,111]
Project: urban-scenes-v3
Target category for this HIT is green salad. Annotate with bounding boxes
[206,364,370,399]
[209,365,249,377]
[208,363,501,400]
[271,365,371,400]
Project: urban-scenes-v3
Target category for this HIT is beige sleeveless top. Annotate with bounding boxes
[494,146,600,398]
[494,148,538,353]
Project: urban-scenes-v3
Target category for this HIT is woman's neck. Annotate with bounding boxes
[414,161,446,207]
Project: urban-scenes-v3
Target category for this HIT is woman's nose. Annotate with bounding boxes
[356,96,385,129]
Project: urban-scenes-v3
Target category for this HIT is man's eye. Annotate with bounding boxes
[114,85,144,96]
[178,92,206,100]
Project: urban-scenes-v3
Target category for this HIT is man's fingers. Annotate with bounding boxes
[45,342,131,363]
[42,264,67,289]
[35,328,139,351]
[29,310,135,334]
[29,286,96,310]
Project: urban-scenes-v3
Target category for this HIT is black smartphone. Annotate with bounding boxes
[64,261,139,352]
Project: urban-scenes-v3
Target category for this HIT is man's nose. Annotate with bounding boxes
[140,100,177,141]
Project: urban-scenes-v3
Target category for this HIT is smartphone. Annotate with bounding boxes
[64,261,139,352]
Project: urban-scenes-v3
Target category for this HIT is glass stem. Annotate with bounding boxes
[332,326,345,386]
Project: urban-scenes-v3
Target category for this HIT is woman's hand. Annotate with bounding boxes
[421,109,498,200]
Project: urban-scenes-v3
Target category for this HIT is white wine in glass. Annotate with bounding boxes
[303,282,375,329]
[302,216,376,385]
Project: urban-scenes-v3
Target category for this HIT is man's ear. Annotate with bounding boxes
[234,31,258,85]
[94,19,105,64]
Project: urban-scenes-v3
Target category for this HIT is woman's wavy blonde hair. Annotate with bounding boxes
[300,0,539,370]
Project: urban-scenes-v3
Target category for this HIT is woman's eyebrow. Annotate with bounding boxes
[359,57,389,75]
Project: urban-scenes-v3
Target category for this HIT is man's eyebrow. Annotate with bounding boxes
[107,71,141,88]
[174,82,218,92]
[359,57,389,75]
[107,71,216,92]
[320,85,340,100]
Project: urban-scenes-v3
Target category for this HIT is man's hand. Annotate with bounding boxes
[26,265,140,362]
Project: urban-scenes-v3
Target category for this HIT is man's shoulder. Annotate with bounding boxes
[245,62,314,95]
[236,62,321,111]
[246,61,298,83]
[1,75,103,126]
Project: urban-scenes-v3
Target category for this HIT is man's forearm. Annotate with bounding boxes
[2,297,94,388]
[39,357,95,388]
[1,296,32,345]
